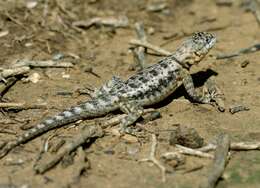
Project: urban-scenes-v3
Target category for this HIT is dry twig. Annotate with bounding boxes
[199,141,260,152]
[0,77,17,96]
[216,43,260,59]
[34,125,103,174]
[129,39,171,56]
[131,22,147,70]
[175,144,214,159]
[13,60,74,68]
[73,16,128,29]
[200,134,230,188]
[0,67,30,79]
[139,134,166,182]
[0,102,47,110]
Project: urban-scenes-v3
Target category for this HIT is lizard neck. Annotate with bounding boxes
[169,52,191,70]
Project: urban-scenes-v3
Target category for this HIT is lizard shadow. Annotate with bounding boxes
[149,69,218,109]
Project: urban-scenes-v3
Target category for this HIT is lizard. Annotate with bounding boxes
[0,32,217,159]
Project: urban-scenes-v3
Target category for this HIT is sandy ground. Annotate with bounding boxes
[0,0,259,187]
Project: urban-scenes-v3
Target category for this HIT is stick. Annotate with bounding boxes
[0,102,47,110]
[0,66,30,79]
[199,141,260,152]
[0,77,17,96]
[139,134,166,182]
[129,39,172,56]
[200,134,230,188]
[216,43,260,59]
[4,11,26,29]
[72,16,129,28]
[13,60,74,68]
[34,125,104,174]
[175,144,214,159]
[132,22,147,70]
[230,142,260,150]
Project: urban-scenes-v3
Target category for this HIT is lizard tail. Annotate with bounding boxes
[0,97,116,159]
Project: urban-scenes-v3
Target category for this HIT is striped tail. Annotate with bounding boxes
[0,97,116,159]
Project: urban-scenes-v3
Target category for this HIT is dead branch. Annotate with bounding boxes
[131,22,147,70]
[13,60,74,68]
[0,67,30,79]
[34,125,104,174]
[199,141,260,152]
[175,144,214,159]
[216,43,260,59]
[4,11,26,29]
[0,77,17,96]
[0,102,47,110]
[242,0,260,26]
[230,142,260,150]
[69,147,90,185]
[139,134,166,182]
[72,16,129,28]
[200,134,230,188]
[129,39,171,56]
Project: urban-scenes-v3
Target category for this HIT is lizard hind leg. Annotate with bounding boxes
[118,99,144,134]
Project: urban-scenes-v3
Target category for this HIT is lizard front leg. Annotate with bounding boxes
[182,69,212,104]
[118,99,144,134]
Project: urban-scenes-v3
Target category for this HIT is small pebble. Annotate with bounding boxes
[26,1,38,9]
[103,149,115,155]
[62,72,70,79]
[229,105,249,114]
[240,60,250,68]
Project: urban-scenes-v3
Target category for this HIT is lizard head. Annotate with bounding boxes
[174,32,216,69]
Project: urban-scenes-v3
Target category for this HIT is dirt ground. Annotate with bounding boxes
[0,0,259,187]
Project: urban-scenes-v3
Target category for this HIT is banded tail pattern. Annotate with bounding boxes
[0,97,117,158]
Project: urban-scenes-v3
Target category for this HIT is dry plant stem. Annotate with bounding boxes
[230,142,260,150]
[132,22,147,70]
[200,134,230,188]
[0,102,25,108]
[4,11,26,29]
[0,67,30,79]
[0,102,47,110]
[199,142,260,152]
[216,43,260,59]
[69,147,90,184]
[129,39,171,56]
[175,144,214,159]
[34,125,104,174]
[0,77,17,96]
[247,0,260,26]
[13,60,74,68]
[139,134,166,182]
[73,16,128,28]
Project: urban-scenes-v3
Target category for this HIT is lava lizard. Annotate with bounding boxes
[0,32,218,158]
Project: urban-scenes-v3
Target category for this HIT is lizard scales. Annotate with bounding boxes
[0,32,216,158]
